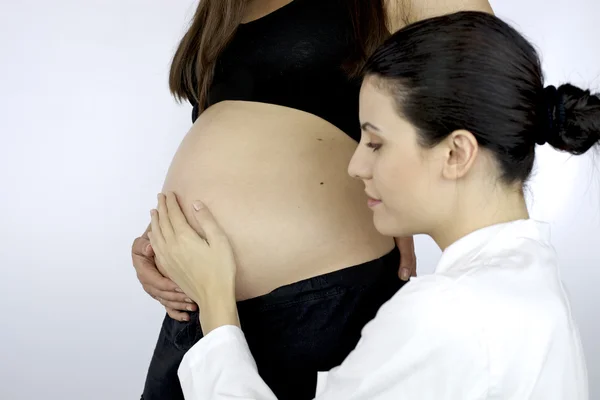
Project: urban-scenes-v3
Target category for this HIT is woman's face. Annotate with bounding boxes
[348,77,451,238]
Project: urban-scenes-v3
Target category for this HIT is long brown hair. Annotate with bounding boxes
[169,0,390,111]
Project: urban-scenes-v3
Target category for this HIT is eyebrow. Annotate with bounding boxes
[360,122,380,132]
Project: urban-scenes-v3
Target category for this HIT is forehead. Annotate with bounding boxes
[359,77,398,120]
[359,76,421,144]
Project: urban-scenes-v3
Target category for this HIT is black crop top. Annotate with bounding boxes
[191,0,362,141]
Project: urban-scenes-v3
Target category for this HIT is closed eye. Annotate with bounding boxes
[366,142,382,151]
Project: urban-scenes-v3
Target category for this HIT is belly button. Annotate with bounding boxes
[320,182,324,185]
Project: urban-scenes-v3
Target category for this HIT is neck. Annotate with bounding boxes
[431,185,530,251]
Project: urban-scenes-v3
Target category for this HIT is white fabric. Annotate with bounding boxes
[178,219,589,399]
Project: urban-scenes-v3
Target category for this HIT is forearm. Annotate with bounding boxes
[198,289,240,335]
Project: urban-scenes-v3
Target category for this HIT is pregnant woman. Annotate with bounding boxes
[132,1,493,399]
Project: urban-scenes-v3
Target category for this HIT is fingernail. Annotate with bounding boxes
[400,268,410,281]
[193,201,204,211]
[145,244,152,253]
[182,316,189,322]
[186,305,194,311]
[175,288,183,293]
[185,298,193,303]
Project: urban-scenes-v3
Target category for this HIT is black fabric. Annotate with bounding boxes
[142,247,405,400]
[191,0,362,142]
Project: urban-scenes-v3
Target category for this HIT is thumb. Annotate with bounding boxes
[398,267,411,281]
[192,201,224,244]
[144,242,155,258]
[133,235,154,258]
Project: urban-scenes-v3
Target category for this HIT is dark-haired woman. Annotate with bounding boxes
[134,1,493,399]
[148,11,591,400]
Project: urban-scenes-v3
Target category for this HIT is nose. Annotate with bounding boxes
[347,144,372,181]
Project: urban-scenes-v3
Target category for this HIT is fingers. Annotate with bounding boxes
[165,192,194,235]
[143,281,196,310]
[157,193,174,239]
[399,251,415,279]
[136,259,180,292]
[149,287,193,304]
[166,308,191,322]
[155,296,198,312]
[135,224,155,257]
[149,210,165,249]
[132,236,147,256]
[395,236,417,281]
[405,237,417,277]
[143,242,154,257]
[132,236,153,258]
[398,268,409,281]
[400,254,417,279]
[192,201,225,245]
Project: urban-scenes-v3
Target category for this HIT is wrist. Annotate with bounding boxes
[198,289,239,335]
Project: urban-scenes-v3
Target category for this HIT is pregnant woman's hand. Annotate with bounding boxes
[148,192,239,334]
[395,236,417,281]
[132,227,197,322]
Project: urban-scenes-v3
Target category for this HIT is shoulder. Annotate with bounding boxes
[384,0,494,32]
[366,274,485,348]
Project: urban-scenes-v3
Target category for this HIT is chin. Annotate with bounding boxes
[373,213,398,237]
[373,211,415,238]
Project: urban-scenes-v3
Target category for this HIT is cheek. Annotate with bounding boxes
[370,159,408,236]
[373,153,421,201]
[372,150,435,233]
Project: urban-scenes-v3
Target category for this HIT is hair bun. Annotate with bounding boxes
[540,83,600,155]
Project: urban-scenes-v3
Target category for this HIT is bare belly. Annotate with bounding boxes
[160,101,395,300]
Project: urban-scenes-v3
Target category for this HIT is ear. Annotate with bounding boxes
[441,129,479,180]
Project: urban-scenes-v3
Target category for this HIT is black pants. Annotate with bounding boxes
[142,247,405,400]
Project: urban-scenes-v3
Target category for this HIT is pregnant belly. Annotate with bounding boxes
[160,101,394,300]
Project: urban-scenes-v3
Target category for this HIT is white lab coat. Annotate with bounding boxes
[178,219,589,399]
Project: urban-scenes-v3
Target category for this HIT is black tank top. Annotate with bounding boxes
[191,0,362,141]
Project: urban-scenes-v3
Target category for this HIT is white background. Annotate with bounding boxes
[0,0,598,399]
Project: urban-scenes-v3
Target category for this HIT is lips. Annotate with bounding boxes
[365,191,382,208]
[367,198,382,208]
